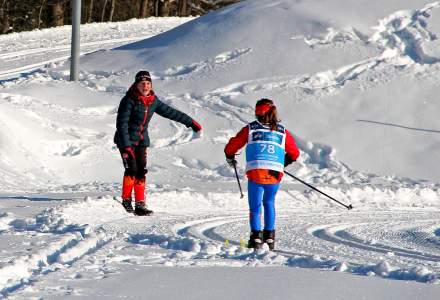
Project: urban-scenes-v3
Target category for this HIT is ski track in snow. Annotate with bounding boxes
[157,48,253,80]
[0,17,194,80]
[4,181,440,296]
[159,2,440,102]
[0,200,112,297]
[1,4,439,190]
[3,194,439,299]
[0,54,388,190]
[6,1,440,106]
[2,3,440,103]
[165,209,440,282]
[304,26,368,47]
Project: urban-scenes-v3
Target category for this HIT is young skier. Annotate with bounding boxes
[114,71,202,215]
[224,99,300,250]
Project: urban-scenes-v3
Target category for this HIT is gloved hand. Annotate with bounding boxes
[190,120,202,133]
[268,170,280,179]
[122,147,135,159]
[226,155,237,167]
[284,154,295,167]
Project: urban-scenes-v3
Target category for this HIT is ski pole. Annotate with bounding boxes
[233,161,244,199]
[284,170,353,210]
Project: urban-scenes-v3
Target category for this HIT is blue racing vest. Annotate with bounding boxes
[245,121,286,173]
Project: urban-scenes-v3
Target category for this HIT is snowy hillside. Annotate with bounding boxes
[1,1,440,299]
[79,0,440,182]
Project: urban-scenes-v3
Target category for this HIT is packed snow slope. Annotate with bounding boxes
[0,17,194,80]
[2,0,440,188]
[77,0,440,182]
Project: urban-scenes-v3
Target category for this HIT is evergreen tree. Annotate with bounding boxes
[0,0,241,34]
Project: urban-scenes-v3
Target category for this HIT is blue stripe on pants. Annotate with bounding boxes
[248,180,280,231]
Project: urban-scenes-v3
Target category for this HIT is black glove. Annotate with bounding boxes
[284,154,295,167]
[225,154,237,167]
[121,147,134,157]
[268,170,280,178]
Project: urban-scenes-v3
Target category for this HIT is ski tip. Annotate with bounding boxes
[347,204,353,210]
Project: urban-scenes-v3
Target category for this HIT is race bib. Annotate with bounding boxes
[246,121,286,172]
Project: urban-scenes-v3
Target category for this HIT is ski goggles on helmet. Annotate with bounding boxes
[255,103,273,116]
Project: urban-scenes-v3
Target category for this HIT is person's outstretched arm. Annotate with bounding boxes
[155,98,201,132]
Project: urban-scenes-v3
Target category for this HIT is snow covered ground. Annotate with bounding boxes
[1,1,440,299]
[0,17,194,80]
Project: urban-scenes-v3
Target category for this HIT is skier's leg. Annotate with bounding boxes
[119,148,138,212]
[263,229,276,250]
[262,183,280,250]
[262,183,280,231]
[121,174,135,199]
[247,180,264,248]
[133,147,152,216]
[134,147,147,202]
[133,178,145,201]
[248,180,264,231]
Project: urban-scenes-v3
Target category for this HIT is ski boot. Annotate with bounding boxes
[247,230,263,250]
[121,197,134,213]
[263,230,275,251]
[134,201,153,216]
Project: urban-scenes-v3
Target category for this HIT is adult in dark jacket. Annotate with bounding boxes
[114,71,202,215]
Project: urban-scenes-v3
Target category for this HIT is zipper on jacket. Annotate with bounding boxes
[138,104,149,141]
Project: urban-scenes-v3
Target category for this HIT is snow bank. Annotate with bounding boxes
[0,200,111,296]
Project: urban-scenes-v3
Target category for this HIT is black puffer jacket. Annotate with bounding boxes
[114,89,193,148]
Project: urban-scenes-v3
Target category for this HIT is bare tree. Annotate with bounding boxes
[101,0,108,21]
[191,0,239,14]
[139,0,149,18]
[49,0,65,27]
[190,0,206,15]
[37,0,47,29]
[87,0,94,23]
[216,0,239,6]
[153,0,159,17]
[0,0,9,33]
[159,0,170,17]
[109,0,115,21]
[0,0,238,34]
[177,0,187,16]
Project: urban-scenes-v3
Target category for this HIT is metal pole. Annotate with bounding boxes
[233,161,244,199]
[70,0,81,81]
[284,170,353,210]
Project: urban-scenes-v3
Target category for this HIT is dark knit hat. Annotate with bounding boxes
[135,71,152,83]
